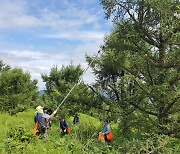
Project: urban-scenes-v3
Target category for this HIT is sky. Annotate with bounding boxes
[0,0,112,90]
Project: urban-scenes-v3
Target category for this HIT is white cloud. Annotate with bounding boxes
[0,48,98,89]
[0,0,110,44]
[10,15,41,28]
[0,0,111,89]
[6,50,45,59]
[43,31,105,41]
[0,0,101,30]
[0,0,41,29]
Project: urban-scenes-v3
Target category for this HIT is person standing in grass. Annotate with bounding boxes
[59,117,70,134]
[99,118,114,142]
[39,109,57,140]
[73,114,79,125]
[43,110,52,129]
[33,106,57,140]
[33,106,48,140]
[33,106,44,136]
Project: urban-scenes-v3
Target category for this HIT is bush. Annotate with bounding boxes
[7,126,32,143]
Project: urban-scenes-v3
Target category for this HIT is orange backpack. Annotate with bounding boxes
[67,127,71,134]
[33,122,38,136]
[106,132,114,141]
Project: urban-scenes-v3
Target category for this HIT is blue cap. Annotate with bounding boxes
[104,118,108,123]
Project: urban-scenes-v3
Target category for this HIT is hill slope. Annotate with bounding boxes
[0,109,118,153]
[0,109,179,153]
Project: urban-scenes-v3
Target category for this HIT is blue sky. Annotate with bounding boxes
[0,0,112,89]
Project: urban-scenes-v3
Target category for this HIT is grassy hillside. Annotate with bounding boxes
[0,109,116,153]
[0,109,179,154]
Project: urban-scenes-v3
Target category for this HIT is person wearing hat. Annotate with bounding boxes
[98,118,114,142]
[34,106,44,124]
[33,106,57,139]
[39,109,57,140]
[36,105,44,113]
[73,114,79,125]
[33,106,44,136]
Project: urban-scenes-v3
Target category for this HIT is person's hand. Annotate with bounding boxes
[53,110,57,115]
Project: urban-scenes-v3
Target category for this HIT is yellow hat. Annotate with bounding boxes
[36,105,44,113]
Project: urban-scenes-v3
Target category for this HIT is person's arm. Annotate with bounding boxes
[50,110,57,118]
[49,121,52,127]
[45,110,57,124]
[65,122,69,128]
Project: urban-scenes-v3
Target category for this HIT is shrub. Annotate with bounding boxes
[7,126,32,143]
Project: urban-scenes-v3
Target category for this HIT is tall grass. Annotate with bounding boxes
[0,109,179,153]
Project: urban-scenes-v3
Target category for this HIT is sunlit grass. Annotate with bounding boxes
[0,109,179,153]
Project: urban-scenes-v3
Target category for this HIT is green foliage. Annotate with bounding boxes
[87,0,180,137]
[0,60,11,72]
[7,126,32,142]
[0,109,179,153]
[41,64,83,109]
[0,1,179,153]
[42,64,83,93]
[41,64,101,116]
[0,65,39,114]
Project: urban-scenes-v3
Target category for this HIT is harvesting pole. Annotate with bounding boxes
[52,49,101,115]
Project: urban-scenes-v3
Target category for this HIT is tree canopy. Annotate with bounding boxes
[41,64,102,116]
[0,60,38,114]
[85,0,180,137]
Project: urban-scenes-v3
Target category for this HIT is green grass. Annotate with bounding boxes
[0,109,179,154]
[0,109,113,153]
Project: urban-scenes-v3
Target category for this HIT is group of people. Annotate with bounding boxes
[33,106,79,140]
[33,105,113,142]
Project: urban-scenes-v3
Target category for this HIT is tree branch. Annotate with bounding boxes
[130,102,158,116]
[87,85,105,102]
[107,84,120,101]
[132,76,150,95]
[162,96,180,116]
[145,55,154,85]
[169,75,180,86]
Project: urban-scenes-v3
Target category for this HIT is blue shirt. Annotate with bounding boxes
[73,117,79,124]
[102,124,111,135]
[34,113,43,123]
[60,121,68,130]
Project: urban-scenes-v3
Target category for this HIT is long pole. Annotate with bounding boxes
[55,50,101,111]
